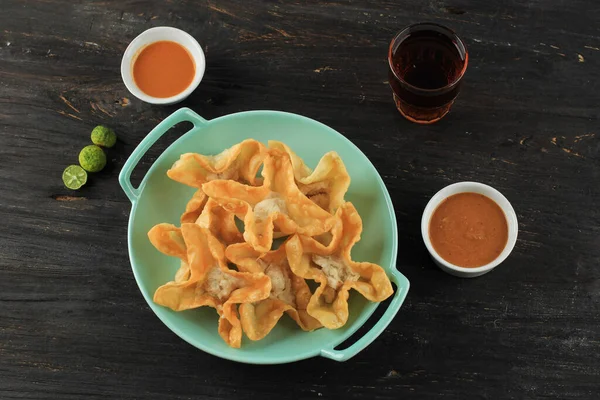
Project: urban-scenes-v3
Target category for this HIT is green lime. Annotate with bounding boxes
[91,125,117,148]
[62,165,88,189]
[79,145,107,172]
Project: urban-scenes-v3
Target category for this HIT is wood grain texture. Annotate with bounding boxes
[1,0,599,399]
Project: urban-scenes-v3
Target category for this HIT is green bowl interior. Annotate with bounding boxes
[128,111,397,363]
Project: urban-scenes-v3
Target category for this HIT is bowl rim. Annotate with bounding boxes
[125,109,403,363]
[120,26,206,105]
[420,181,519,276]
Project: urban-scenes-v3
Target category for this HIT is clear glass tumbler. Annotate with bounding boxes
[388,23,468,124]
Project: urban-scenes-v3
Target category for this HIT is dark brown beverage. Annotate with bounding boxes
[388,23,468,124]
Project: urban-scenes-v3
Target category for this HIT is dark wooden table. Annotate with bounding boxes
[2,1,599,399]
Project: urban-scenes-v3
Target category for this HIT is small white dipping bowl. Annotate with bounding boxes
[421,182,518,278]
[120,26,206,105]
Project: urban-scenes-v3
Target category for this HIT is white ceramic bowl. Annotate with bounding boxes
[120,27,206,105]
[421,182,518,278]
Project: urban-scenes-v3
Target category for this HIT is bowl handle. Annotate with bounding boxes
[118,107,208,203]
[319,270,410,362]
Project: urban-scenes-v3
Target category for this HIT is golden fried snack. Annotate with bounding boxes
[268,140,350,213]
[148,223,271,348]
[195,198,244,245]
[202,149,335,252]
[225,242,322,340]
[167,139,266,188]
[180,189,208,223]
[285,202,393,329]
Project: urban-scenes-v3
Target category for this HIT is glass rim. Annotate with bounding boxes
[388,22,469,94]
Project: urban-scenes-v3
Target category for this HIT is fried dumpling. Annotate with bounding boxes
[225,242,322,340]
[167,139,266,188]
[268,140,350,214]
[202,149,335,252]
[285,202,393,329]
[148,223,271,348]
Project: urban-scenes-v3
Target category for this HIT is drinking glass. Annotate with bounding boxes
[388,23,468,124]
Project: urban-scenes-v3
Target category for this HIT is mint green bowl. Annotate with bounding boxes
[119,108,410,364]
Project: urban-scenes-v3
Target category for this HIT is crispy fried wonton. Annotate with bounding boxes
[148,223,271,347]
[167,139,266,188]
[285,202,393,329]
[268,140,350,213]
[225,241,322,340]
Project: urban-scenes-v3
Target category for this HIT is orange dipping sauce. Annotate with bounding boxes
[133,41,195,98]
[429,192,508,268]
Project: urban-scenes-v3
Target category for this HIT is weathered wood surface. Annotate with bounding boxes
[1,0,599,399]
